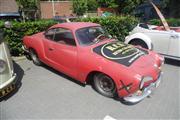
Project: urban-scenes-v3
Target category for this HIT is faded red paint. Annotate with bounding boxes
[23,22,164,98]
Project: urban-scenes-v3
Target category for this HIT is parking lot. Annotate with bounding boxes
[0,58,179,119]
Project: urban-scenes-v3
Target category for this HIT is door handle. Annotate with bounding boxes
[48,48,54,51]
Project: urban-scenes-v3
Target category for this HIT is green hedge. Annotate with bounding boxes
[1,16,138,56]
[149,18,180,27]
[77,16,139,41]
[0,20,57,56]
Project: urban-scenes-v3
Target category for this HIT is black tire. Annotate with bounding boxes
[93,73,116,98]
[24,52,31,60]
[130,40,148,49]
[29,49,42,66]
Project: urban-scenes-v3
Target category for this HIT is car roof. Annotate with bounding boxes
[50,22,100,31]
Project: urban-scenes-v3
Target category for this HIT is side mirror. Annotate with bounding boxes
[4,21,12,28]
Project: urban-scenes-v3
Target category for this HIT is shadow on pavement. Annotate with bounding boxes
[42,63,143,105]
[0,61,24,101]
[42,64,136,105]
[42,64,85,87]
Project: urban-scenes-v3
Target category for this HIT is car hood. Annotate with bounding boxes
[93,41,148,67]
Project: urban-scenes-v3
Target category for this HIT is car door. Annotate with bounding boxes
[43,27,78,78]
[43,28,56,61]
[144,29,171,54]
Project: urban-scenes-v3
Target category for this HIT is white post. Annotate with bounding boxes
[52,0,55,17]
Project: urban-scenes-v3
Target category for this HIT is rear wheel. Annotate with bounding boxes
[29,49,42,66]
[93,73,117,98]
[130,40,148,49]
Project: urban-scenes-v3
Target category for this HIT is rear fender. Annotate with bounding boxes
[23,36,45,61]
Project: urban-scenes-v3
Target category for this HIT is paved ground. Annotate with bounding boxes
[0,59,179,120]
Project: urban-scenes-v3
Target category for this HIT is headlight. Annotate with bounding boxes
[0,59,6,74]
[140,76,153,89]
[159,56,164,66]
[155,54,164,67]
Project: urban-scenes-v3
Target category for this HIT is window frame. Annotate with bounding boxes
[44,28,57,41]
[45,27,77,46]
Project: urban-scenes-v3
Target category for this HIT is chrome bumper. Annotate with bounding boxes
[22,45,29,53]
[0,73,16,98]
[123,72,163,104]
[0,73,16,89]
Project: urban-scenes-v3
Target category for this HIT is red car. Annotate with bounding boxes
[23,22,164,104]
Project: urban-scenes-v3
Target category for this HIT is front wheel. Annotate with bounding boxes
[93,73,117,98]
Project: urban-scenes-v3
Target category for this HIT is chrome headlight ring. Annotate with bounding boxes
[0,59,7,74]
[139,76,153,89]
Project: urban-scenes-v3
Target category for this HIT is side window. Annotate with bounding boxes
[54,28,76,46]
[45,28,56,40]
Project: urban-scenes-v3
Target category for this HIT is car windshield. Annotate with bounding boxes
[139,23,149,29]
[76,26,112,46]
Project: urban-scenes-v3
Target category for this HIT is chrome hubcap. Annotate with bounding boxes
[99,76,115,92]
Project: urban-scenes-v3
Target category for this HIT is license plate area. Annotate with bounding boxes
[0,84,15,97]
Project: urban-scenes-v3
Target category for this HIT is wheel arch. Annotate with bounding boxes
[85,71,114,85]
[85,70,118,97]
[26,38,45,61]
[125,33,153,50]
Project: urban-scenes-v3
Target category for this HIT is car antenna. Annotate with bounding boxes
[149,0,170,31]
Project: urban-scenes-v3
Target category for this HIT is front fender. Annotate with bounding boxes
[78,56,140,97]
[125,33,153,50]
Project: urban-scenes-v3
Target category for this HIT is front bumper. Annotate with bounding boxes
[0,73,17,98]
[22,45,29,54]
[123,72,163,104]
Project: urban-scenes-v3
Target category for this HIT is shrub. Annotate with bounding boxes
[149,18,180,27]
[0,16,138,56]
[77,16,139,41]
[0,20,57,56]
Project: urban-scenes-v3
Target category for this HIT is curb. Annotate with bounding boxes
[12,56,26,62]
